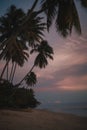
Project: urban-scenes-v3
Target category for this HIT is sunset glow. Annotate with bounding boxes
[0,0,87,103]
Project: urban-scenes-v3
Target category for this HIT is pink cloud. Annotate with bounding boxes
[35,75,87,93]
[57,76,87,91]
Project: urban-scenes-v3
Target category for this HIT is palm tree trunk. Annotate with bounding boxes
[11,63,17,83]
[6,61,9,80]
[9,62,15,82]
[18,64,35,86]
[0,60,9,80]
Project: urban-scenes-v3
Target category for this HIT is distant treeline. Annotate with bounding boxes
[0,80,40,108]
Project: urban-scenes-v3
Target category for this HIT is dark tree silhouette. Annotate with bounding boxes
[0,0,87,108]
[0,0,87,85]
[0,2,54,89]
[18,40,53,86]
[41,0,87,36]
[0,5,29,81]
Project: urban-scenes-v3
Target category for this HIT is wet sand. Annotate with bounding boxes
[0,109,87,130]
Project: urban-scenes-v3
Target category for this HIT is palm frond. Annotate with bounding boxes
[41,0,58,31]
[33,40,53,68]
[56,0,81,37]
[80,0,87,8]
[34,53,48,68]
[25,72,37,86]
[41,0,82,36]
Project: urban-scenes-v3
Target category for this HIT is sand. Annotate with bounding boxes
[0,109,87,130]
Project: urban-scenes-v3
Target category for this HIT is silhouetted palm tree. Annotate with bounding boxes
[25,72,37,87]
[0,5,28,80]
[18,40,53,85]
[41,0,87,36]
[20,10,46,47]
[31,40,53,68]
[0,5,46,82]
[1,0,86,85]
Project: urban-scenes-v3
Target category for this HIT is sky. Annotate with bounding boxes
[0,0,87,104]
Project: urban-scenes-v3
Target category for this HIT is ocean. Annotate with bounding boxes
[36,102,87,117]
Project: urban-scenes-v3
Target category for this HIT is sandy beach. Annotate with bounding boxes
[0,109,87,130]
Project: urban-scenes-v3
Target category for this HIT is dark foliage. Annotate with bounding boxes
[0,80,40,108]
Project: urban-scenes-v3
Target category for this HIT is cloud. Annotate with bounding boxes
[35,63,87,92]
[0,24,87,92]
[35,36,87,80]
[56,76,87,91]
[35,36,87,92]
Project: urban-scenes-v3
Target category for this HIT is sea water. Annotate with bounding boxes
[36,102,87,117]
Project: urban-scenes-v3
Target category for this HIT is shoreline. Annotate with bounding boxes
[36,107,87,118]
[0,108,87,130]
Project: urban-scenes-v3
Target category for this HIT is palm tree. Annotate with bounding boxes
[41,0,87,37]
[31,40,54,68]
[0,3,48,86]
[20,10,46,47]
[0,5,29,80]
[0,4,46,82]
[10,39,29,83]
[25,72,37,87]
[18,40,53,86]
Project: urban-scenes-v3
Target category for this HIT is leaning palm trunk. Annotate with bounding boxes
[18,64,35,85]
[11,63,17,83]
[6,61,9,80]
[0,59,9,80]
[9,62,15,82]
